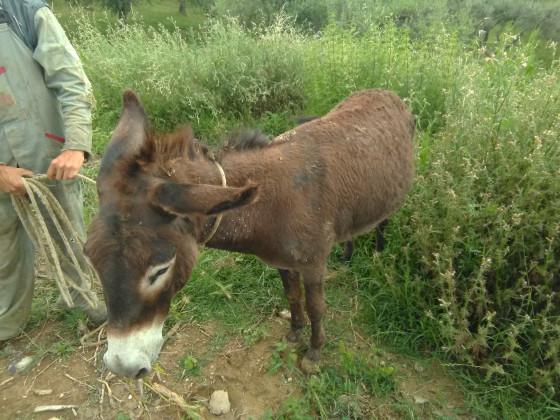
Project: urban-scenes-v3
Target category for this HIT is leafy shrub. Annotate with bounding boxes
[356,34,560,401]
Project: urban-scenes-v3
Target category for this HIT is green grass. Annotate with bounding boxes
[170,251,284,330]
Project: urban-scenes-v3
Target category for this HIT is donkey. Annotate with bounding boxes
[84,88,415,379]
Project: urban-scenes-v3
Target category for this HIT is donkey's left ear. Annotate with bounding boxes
[152,182,259,216]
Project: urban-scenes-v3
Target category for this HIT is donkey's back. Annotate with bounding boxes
[269,89,414,248]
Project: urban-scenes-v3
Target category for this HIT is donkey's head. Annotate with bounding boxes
[84,90,258,378]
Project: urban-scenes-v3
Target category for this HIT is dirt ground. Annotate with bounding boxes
[0,279,470,420]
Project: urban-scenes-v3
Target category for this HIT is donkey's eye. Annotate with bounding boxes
[149,266,169,285]
[145,256,176,290]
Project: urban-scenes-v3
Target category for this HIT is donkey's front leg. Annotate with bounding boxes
[302,267,326,361]
[278,269,306,343]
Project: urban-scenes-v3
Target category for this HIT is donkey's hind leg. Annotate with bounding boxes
[375,218,389,252]
[344,218,389,263]
[278,269,306,343]
[301,267,326,362]
[342,240,354,263]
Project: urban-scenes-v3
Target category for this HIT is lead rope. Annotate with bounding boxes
[199,156,227,247]
[11,174,100,309]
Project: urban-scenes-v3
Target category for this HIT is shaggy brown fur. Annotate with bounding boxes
[85,88,414,377]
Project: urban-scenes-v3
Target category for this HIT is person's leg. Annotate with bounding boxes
[0,198,36,340]
[45,179,106,324]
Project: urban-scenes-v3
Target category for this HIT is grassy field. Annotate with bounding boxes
[50,0,206,34]
[2,0,558,418]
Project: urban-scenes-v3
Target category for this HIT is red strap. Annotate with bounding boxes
[0,67,6,75]
[45,133,65,143]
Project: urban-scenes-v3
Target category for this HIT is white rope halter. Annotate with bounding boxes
[199,158,227,246]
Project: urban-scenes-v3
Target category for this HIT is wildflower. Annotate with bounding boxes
[484,311,496,322]
[438,298,451,308]
[534,136,542,150]
[481,257,492,267]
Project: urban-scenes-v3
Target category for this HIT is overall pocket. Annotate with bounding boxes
[0,66,27,125]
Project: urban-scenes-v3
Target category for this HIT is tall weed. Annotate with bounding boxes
[357,33,560,404]
[72,11,306,150]
[302,18,462,131]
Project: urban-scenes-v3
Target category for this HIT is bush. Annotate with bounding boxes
[356,33,560,401]
[301,18,463,131]
[72,11,306,150]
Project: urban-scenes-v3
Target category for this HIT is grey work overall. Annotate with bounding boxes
[0,7,93,340]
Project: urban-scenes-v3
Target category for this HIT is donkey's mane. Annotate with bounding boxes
[152,125,197,163]
[149,126,270,173]
[225,129,270,151]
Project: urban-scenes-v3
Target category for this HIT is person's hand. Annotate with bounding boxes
[0,165,35,195]
[46,150,85,181]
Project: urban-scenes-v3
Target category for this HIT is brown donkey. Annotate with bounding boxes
[84,88,415,379]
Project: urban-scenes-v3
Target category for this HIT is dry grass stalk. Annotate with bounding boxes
[148,382,202,419]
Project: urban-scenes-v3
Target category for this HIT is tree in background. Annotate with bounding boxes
[179,0,186,16]
[103,0,133,22]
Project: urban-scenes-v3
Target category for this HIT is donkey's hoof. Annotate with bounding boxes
[285,329,301,344]
[305,347,322,361]
[300,354,323,375]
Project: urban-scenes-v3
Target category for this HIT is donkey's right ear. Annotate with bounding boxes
[99,90,149,176]
[151,181,259,216]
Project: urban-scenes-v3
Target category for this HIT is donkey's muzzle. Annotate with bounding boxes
[104,350,153,379]
[103,323,164,378]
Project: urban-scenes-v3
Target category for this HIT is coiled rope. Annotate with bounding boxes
[10,174,100,309]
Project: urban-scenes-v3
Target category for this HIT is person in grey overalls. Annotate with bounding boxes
[0,0,107,342]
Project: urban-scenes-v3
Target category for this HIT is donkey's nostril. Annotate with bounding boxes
[135,367,149,379]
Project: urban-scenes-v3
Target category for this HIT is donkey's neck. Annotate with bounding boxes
[174,145,288,256]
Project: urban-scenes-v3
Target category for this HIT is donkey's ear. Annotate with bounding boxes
[152,182,259,216]
[99,89,149,175]
[116,89,148,143]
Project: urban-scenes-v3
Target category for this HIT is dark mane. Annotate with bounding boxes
[150,126,268,173]
[225,129,270,151]
[153,125,196,162]
[148,125,210,177]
